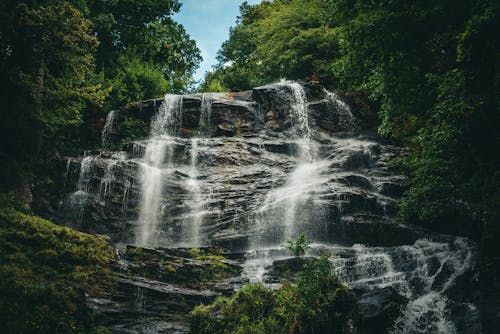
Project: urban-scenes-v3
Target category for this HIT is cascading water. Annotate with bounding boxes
[250,81,326,246]
[306,238,475,334]
[243,81,331,280]
[59,82,479,333]
[389,238,474,334]
[100,151,126,199]
[102,109,118,147]
[184,138,203,246]
[136,94,182,247]
[65,155,95,224]
[199,93,215,136]
[324,89,355,130]
[180,93,221,246]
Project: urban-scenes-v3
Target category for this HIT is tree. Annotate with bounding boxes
[0,0,201,190]
[87,0,201,100]
[0,1,106,189]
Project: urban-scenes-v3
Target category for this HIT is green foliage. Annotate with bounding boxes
[124,246,236,288]
[107,56,170,107]
[89,0,201,99]
[0,200,116,333]
[205,0,500,238]
[199,77,230,93]
[202,0,341,91]
[187,247,226,261]
[0,0,201,191]
[118,117,149,145]
[283,232,310,257]
[0,1,105,189]
[191,256,356,334]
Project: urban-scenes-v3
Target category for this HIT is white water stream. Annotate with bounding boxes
[102,109,118,147]
[136,95,181,246]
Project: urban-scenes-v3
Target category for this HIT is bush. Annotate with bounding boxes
[283,232,310,257]
[191,256,356,334]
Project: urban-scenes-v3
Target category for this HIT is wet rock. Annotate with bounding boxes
[331,215,420,246]
[253,83,297,129]
[123,246,242,289]
[449,302,482,334]
[90,245,244,333]
[211,100,262,135]
[303,81,326,101]
[357,287,407,334]
[309,99,350,133]
[230,90,254,101]
[377,181,405,198]
[268,257,316,280]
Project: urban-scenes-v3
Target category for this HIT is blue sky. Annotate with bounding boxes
[173,0,262,83]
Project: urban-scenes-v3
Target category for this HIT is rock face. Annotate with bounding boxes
[36,81,481,333]
[89,246,243,333]
[357,287,408,334]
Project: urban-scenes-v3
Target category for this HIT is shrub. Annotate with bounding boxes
[283,232,311,257]
[190,256,356,334]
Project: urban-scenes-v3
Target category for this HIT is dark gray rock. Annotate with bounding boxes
[357,287,407,334]
[330,215,420,247]
[267,257,316,280]
[89,245,245,333]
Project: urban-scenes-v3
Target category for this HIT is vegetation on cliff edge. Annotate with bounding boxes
[191,256,356,334]
[0,195,116,333]
[0,0,201,190]
[203,0,500,241]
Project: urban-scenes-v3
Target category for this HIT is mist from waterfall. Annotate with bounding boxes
[102,110,118,148]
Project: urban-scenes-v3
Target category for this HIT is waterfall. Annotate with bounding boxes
[136,94,182,247]
[102,110,118,147]
[199,93,214,136]
[66,155,95,224]
[180,93,222,245]
[150,95,183,136]
[251,81,327,246]
[185,138,203,246]
[389,238,474,334]
[77,155,95,192]
[288,81,315,162]
[325,237,474,334]
[60,82,478,333]
[100,152,126,199]
[63,158,72,187]
[324,90,355,131]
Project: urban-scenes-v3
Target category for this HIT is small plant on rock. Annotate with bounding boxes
[283,232,310,257]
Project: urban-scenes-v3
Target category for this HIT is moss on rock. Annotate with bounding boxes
[0,201,116,333]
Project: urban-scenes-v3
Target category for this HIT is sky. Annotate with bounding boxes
[173,0,262,83]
